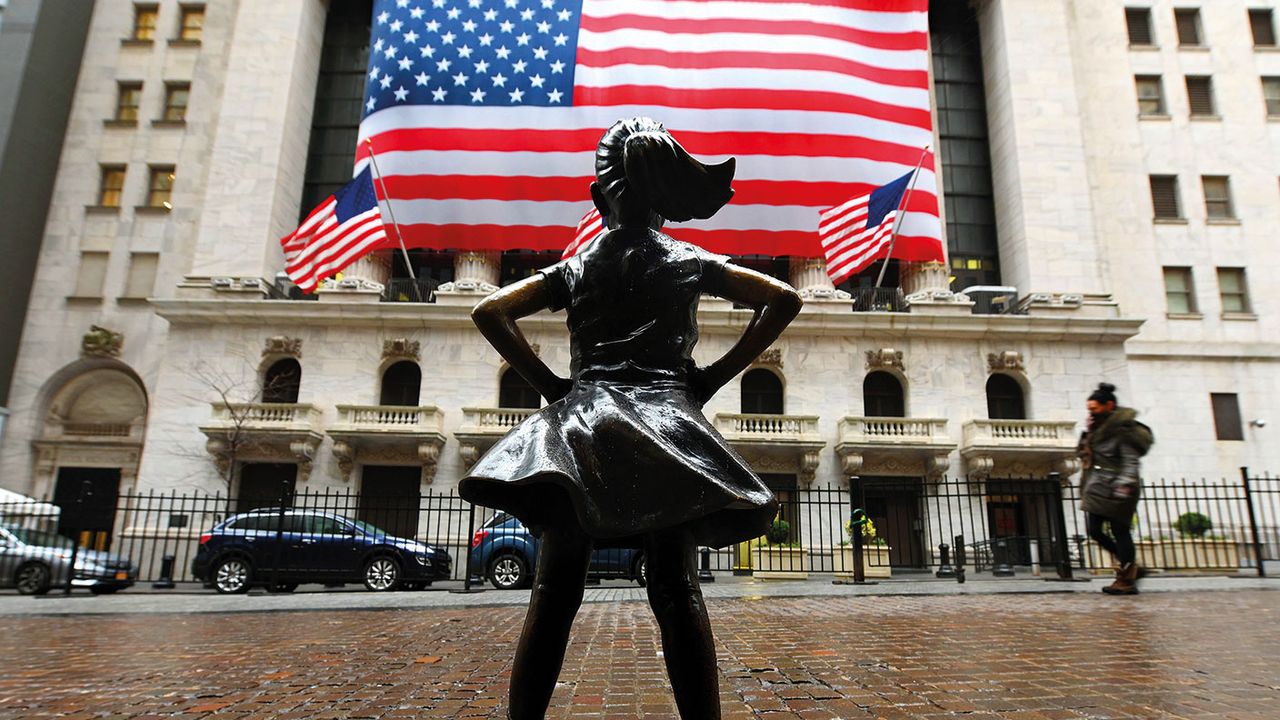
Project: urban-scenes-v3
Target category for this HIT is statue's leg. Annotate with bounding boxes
[508,522,592,720]
[644,531,721,720]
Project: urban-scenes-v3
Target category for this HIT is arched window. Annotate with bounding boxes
[262,358,301,404]
[986,374,1026,420]
[499,368,541,409]
[741,368,784,414]
[380,361,421,406]
[863,371,905,417]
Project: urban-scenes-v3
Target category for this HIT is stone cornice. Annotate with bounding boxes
[151,297,1145,343]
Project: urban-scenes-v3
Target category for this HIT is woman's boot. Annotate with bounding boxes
[1102,563,1139,595]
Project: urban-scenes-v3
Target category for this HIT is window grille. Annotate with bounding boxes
[1251,9,1276,46]
[1186,76,1215,116]
[1175,8,1202,46]
[1150,175,1181,219]
[1211,393,1244,441]
[1125,7,1154,45]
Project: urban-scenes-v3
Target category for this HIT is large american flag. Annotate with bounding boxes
[356,0,941,260]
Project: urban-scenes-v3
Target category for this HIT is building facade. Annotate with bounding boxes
[0,1,1276,558]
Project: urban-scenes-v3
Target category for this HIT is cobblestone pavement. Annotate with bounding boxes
[2,590,1278,719]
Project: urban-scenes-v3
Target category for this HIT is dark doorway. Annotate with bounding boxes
[499,368,541,409]
[237,463,297,512]
[380,361,421,406]
[360,466,421,538]
[863,371,905,417]
[986,480,1061,567]
[863,478,925,568]
[741,369,784,414]
[262,358,301,403]
[53,467,121,549]
[986,374,1026,420]
[761,474,799,541]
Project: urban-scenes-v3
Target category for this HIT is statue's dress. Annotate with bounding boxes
[459,227,778,548]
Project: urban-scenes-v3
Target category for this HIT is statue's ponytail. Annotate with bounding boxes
[596,117,735,223]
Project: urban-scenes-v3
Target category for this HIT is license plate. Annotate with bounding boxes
[115,571,128,580]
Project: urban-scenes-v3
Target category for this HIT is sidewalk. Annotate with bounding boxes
[2,570,1274,616]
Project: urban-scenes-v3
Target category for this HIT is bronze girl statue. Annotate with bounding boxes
[459,117,802,719]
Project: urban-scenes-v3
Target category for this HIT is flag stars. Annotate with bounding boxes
[379,74,393,89]
[541,0,555,8]
[549,59,565,73]
[483,8,498,21]
[533,46,548,60]
[462,19,477,32]
[553,33,568,46]
[479,33,494,46]
[397,0,410,7]
[426,19,441,32]
[377,11,390,24]
[383,45,399,59]
[474,59,490,73]
[452,71,470,86]
[436,57,452,72]
[441,31,456,44]
[390,19,404,32]
[415,71,431,85]
[403,30,419,44]
[520,9,534,20]
[509,87,525,102]
[512,59,527,73]
[536,20,551,33]
[420,44,435,58]
[374,38,385,52]
[432,86,448,101]
[366,96,377,111]
[470,88,487,102]
[516,33,531,46]
[457,44,474,58]
[496,46,511,59]
[499,20,514,32]
[410,6,426,19]
[548,88,564,103]
[557,9,571,21]
[394,85,410,102]
[369,66,380,80]
[447,7,462,19]
[529,73,545,88]
[433,0,446,7]
[468,0,482,7]
[491,72,508,87]
[398,56,414,70]
[504,0,518,7]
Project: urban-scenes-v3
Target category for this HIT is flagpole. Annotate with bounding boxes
[874,145,931,289]
[364,137,423,302]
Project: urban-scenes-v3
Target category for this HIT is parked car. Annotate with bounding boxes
[193,509,452,594]
[0,524,136,595]
[469,512,647,589]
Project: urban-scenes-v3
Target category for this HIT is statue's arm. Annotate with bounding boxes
[471,275,573,403]
[695,264,802,403]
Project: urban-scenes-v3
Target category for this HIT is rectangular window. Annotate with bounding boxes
[132,4,158,41]
[1175,8,1202,46]
[1186,76,1215,116]
[1163,266,1196,314]
[122,252,159,299]
[99,165,126,207]
[115,82,142,121]
[1211,393,1244,441]
[1202,176,1234,219]
[162,82,189,121]
[1135,75,1165,115]
[1126,7,1154,45]
[1217,267,1251,314]
[1263,77,1280,116]
[178,5,204,41]
[146,166,175,208]
[1150,175,1182,219]
[1251,8,1276,47]
[73,252,110,298]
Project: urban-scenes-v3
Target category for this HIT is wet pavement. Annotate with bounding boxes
[1,588,1277,719]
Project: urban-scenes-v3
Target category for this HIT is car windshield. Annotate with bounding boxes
[483,512,514,529]
[351,519,390,536]
[9,527,74,549]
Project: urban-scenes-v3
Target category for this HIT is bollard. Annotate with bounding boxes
[698,547,715,582]
[953,535,967,584]
[1029,539,1041,577]
[1071,534,1087,571]
[152,555,176,589]
[935,542,956,578]
[992,538,1015,577]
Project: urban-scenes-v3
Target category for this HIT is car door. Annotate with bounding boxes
[287,514,359,579]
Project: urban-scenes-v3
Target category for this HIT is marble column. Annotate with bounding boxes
[439,252,501,294]
[317,251,390,303]
[788,257,849,300]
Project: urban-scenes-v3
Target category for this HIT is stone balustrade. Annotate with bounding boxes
[460,407,538,433]
[962,419,1077,446]
[835,416,956,479]
[714,413,821,439]
[335,404,444,432]
[839,417,949,444]
[208,402,322,428]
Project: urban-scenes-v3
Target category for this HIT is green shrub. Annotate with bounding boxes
[1174,511,1213,538]
[766,518,791,545]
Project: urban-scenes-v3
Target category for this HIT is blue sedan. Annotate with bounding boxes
[469,512,647,589]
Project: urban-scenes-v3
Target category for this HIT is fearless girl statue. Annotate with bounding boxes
[459,117,803,719]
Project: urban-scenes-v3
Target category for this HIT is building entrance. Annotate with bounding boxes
[862,477,925,568]
[53,467,120,550]
[237,463,297,512]
[359,466,421,539]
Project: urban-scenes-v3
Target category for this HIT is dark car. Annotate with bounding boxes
[193,509,451,594]
[0,524,136,595]
[468,512,646,589]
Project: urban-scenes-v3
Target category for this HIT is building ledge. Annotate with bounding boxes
[835,417,956,479]
[714,413,825,486]
[455,407,537,468]
[328,405,446,484]
[959,419,1079,479]
[198,403,323,481]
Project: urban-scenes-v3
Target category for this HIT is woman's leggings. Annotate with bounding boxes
[1086,512,1135,566]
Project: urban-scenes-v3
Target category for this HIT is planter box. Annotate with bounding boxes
[1159,539,1239,571]
[835,545,891,579]
[1085,540,1162,574]
[751,546,809,580]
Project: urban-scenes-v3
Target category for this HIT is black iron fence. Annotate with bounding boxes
[2,469,1276,593]
[850,287,908,313]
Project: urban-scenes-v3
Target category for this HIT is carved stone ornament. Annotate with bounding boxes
[382,338,421,362]
[798,450,820,488]
[865,348,904,372]
[755,348,783,369]
[966,454,995,480]
[289,438,320,482]
[332,440,356,482]
[927,453,951,480]
[419,442,441,484]
[987,350,1024,372]
[263,335,303,359]
[840,452,864,477]
[81,325,123,358]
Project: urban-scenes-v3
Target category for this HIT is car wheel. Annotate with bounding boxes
[89,586,121,595]
[364,556,401,592]
[488,553,529,590]
[633,555,648,588]
[213,556,252,594]
[15,562,52,596]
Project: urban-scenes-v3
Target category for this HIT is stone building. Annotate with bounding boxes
[0,0,1276,563]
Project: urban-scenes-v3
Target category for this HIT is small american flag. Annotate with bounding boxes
[562,207,603,258]
[356,0,940,259]
[280,167,388,293]
[819,169,912,285]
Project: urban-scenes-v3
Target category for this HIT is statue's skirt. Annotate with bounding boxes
[459,379,778,549]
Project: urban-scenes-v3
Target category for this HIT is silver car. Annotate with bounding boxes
[0,525,137,595]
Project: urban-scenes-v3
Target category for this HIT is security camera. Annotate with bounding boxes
[1250,419,1267,428]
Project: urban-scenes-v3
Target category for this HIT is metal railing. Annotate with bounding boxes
[850,287,908,312]
[381,278,438,303]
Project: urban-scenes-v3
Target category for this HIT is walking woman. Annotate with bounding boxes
[1078,382,1152,595]
[459,117,802,719]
